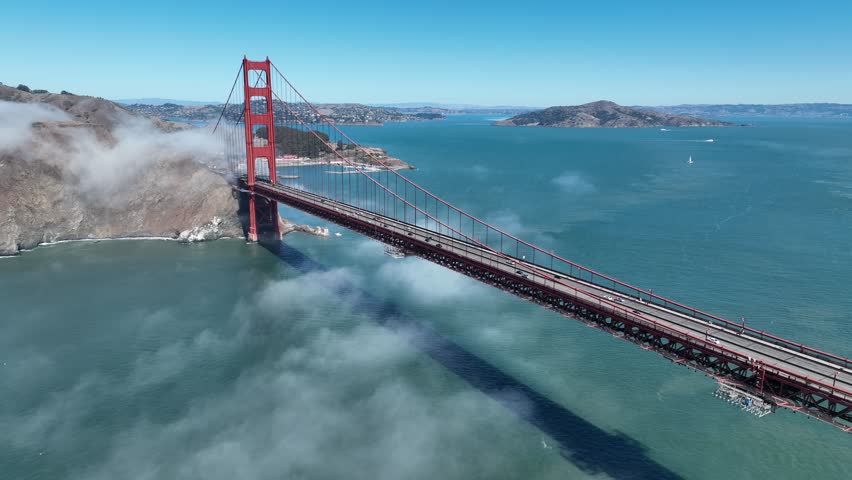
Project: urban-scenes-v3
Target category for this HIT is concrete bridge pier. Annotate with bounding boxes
[237,189,281,242]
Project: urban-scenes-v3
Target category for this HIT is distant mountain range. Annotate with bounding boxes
[113,98,852,121]
[114,98,219,106]
[115,100,533,116]
[372,103,536,115]
[123,101,444,125]
[379,102,852,118]
[640,103,852,118]
[495,101,733,128]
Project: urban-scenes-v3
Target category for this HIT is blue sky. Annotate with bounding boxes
[2,0,851,106]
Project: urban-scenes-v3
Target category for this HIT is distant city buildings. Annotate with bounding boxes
[124,101,445,125]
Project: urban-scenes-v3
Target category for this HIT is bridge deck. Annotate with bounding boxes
[253,181,852,423]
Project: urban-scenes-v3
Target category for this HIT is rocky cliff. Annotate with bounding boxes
[0,85,242,255]
[494,100,732,128]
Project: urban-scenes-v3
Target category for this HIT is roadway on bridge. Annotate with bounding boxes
[256,181,852,403]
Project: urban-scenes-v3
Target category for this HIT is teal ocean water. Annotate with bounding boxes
[2,115,851,479]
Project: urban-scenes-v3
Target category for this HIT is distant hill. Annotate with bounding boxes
[643,103,852,118]
[494,101,732,128]
[114,98,218,106]
[373,103,535,115]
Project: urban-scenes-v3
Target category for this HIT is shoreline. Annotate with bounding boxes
[1,236,186,258]
[275,159,415,171]
[1,221,332,258]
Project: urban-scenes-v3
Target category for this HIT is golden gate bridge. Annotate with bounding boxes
[213,57,852,433]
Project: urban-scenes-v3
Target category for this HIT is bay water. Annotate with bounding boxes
[2,115,851,479]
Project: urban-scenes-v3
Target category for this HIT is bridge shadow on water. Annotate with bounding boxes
[259,239,683,480]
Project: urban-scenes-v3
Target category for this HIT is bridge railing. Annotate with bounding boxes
[254,61,850,372]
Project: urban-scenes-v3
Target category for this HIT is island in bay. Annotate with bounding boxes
[494,100,733,128]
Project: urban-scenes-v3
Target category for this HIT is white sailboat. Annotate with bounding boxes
[688,155,694,165]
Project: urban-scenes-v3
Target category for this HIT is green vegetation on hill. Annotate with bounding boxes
[255,125,332,158]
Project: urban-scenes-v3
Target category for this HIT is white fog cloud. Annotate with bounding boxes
[0,100,224,194]
[377,257,488,304]
[552,171,596,194]
[485,210,534,237]
[0,270,526,480]
[0,101,70,151]
[4,210,601,479]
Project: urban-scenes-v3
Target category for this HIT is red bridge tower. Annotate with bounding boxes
[242,57,279,241]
